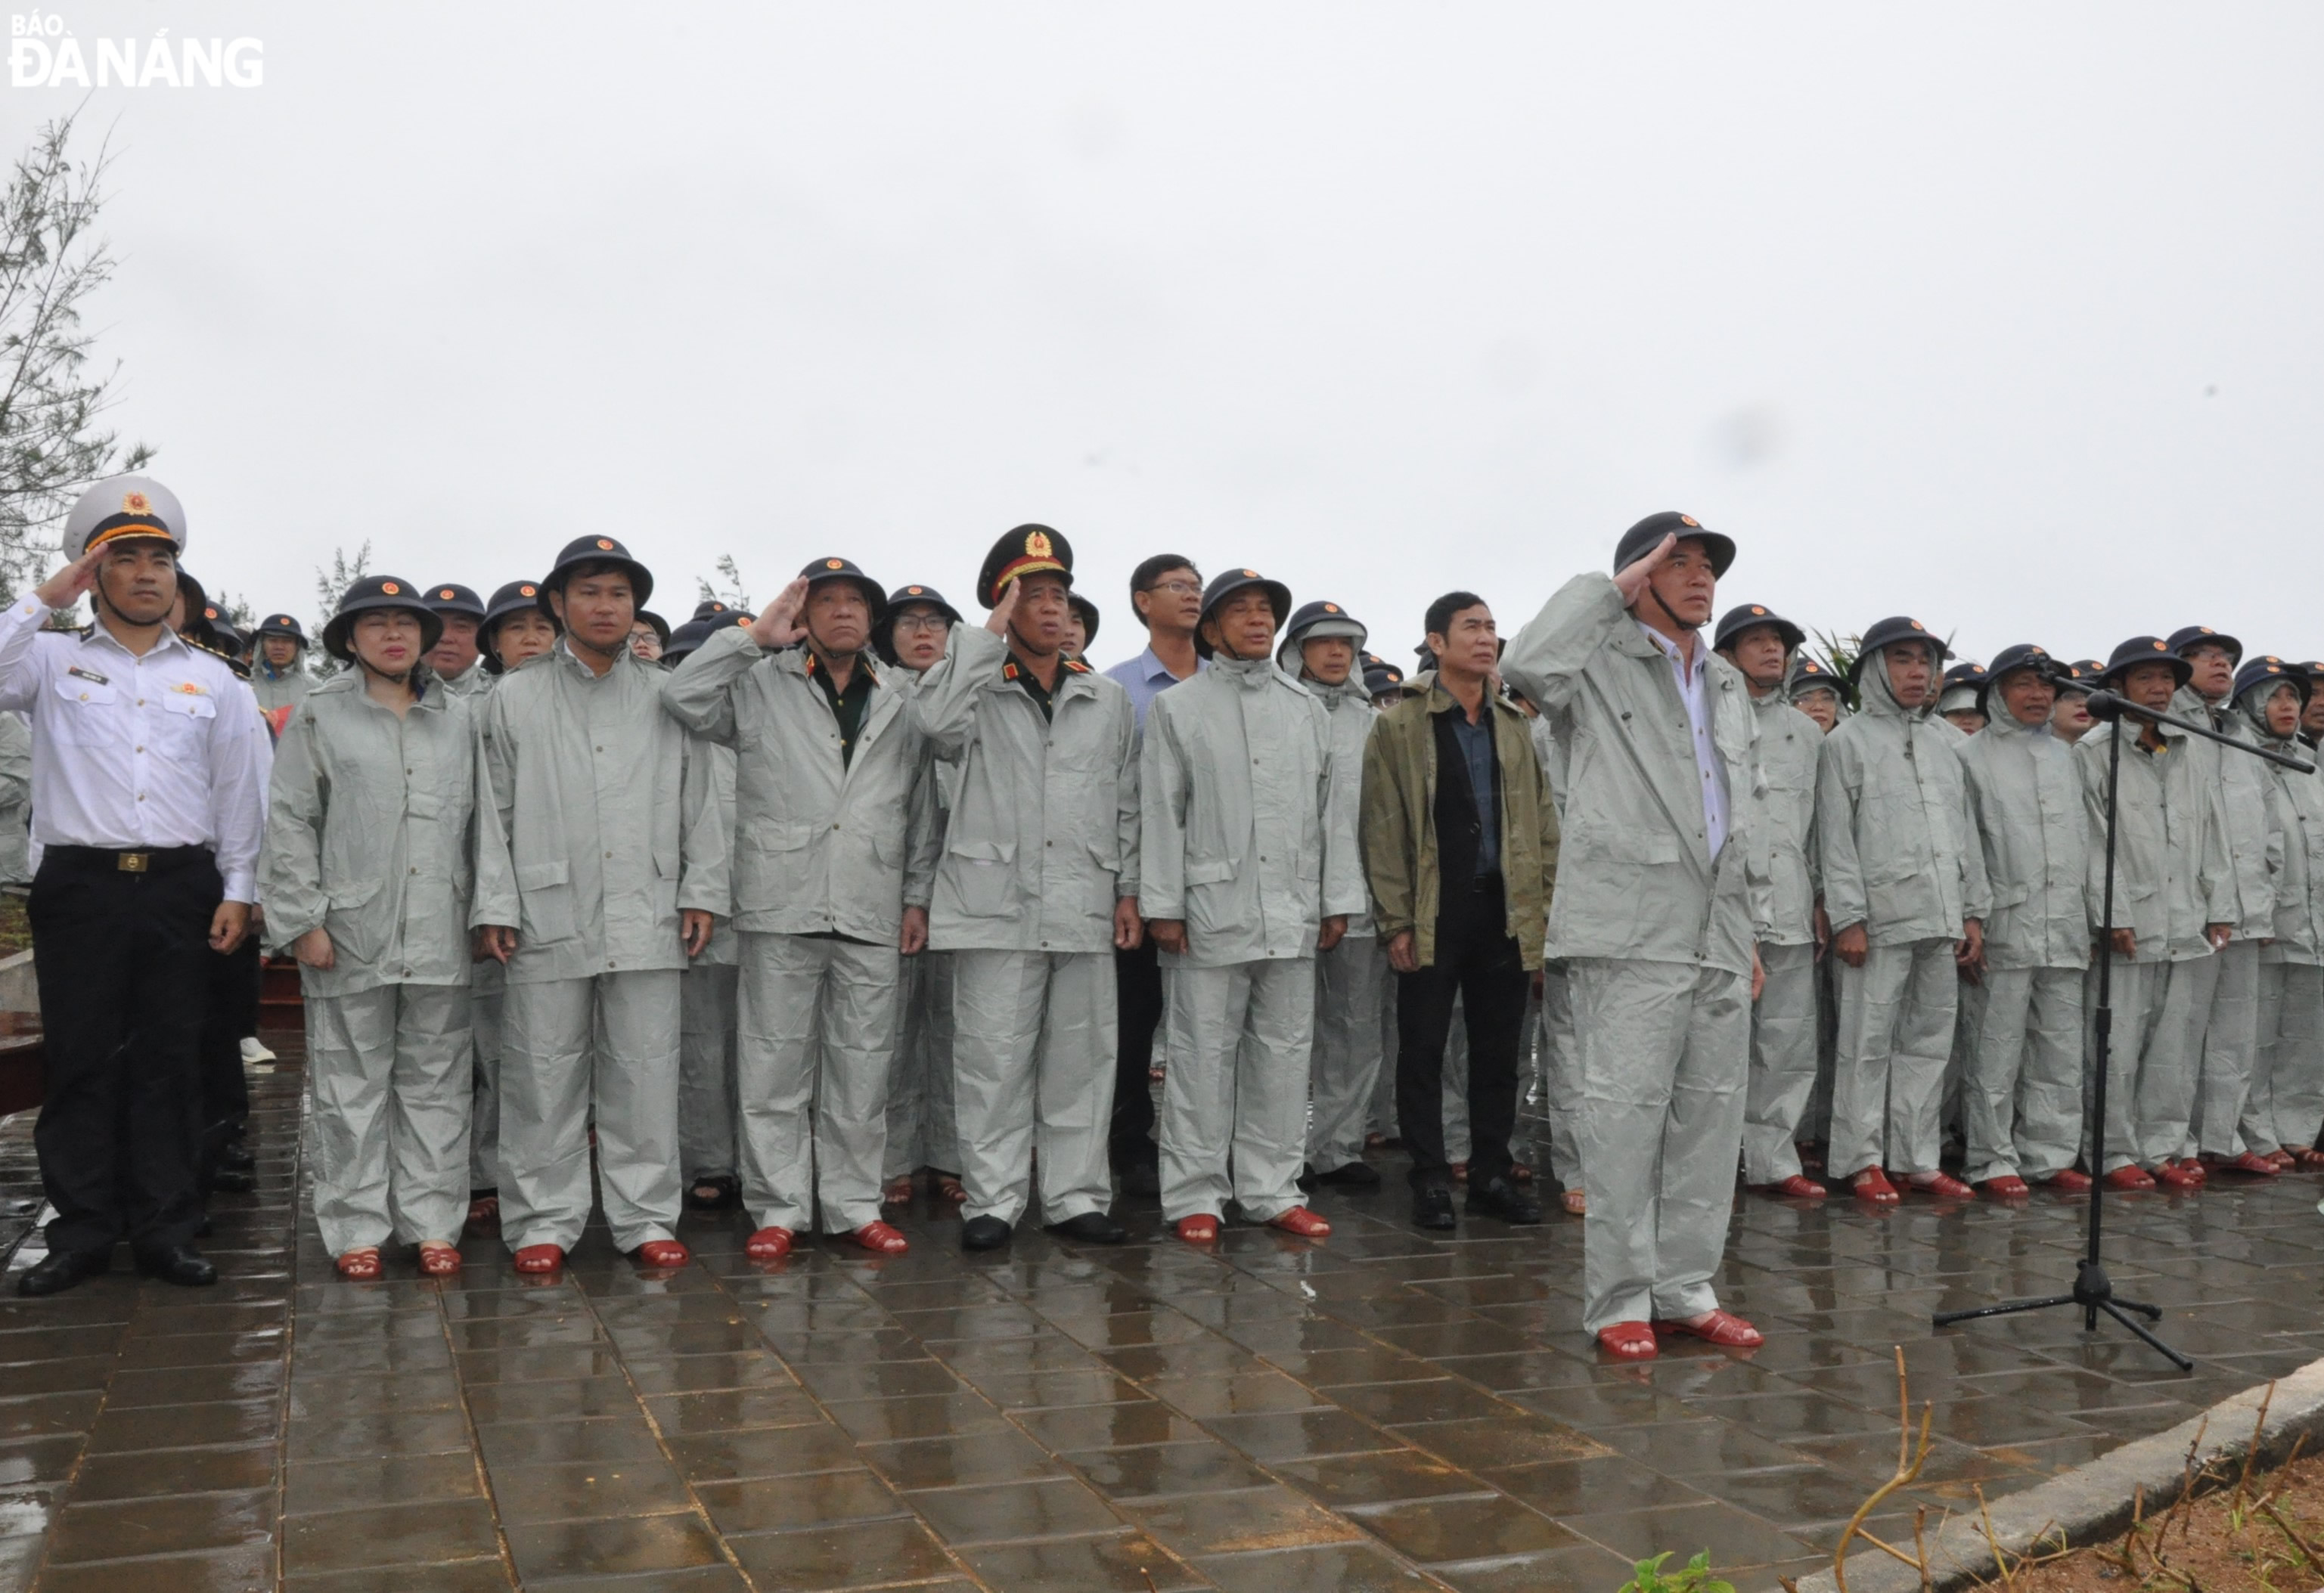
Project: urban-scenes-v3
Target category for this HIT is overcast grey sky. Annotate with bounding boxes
[11,3,2322,667]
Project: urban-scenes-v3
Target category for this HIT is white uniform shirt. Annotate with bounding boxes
[1638,621,1730,860]
[0,595,271,900]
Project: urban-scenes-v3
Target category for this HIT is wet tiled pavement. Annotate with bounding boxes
[0,1030,2319,1591]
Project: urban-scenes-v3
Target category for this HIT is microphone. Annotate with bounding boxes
[2084,690,2136,722]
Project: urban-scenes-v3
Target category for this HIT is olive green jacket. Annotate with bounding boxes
[1359,676,1559,970]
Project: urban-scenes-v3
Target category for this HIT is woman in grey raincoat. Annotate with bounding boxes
[261,578,491,1280]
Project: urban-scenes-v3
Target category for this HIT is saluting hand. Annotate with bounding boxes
[1612,532,1677,608]
[33,548,104,611]
[750,578,810,649]
[985,579,1021,638]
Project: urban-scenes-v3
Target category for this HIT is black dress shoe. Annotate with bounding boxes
[960,1215,1013,1251]
[17,1248,108,1297]
[1467,1176,1544,1226]
[1412,1187,1457,1231]
[134,1245,218,1287]
[219,1139,256,1172]
[1047,1211,1128,1244]
[209,1168,257,1195]
[1313,1161,1382,1189]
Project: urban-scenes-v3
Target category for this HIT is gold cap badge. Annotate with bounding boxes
[381,581,400,595]
[123,491,150,516]
[596,538,615,552]
[1025,531,1053,559]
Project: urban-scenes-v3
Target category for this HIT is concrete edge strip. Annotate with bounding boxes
[1792,1355,2324,1593]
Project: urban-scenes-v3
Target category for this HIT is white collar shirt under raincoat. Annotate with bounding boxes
[1500,574,1761,978]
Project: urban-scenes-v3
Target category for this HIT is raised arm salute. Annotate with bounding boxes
[5,477,270,1297]
[1500,513,1764,1362]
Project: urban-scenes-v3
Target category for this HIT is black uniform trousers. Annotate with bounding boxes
[197,934,258,1185]
[29,847,220,1256]
[1395,705,1527,1194]
[1395,874,1527,1193]
[1109,937,1163,1170]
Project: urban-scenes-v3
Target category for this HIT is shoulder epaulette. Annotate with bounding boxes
[1001,660,1020,681]
[1063,657,1092,674]
[190,635,250,678]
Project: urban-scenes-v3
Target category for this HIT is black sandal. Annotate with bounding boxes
[685,1175,740,1212]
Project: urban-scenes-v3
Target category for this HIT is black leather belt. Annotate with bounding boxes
[45,845,212,875]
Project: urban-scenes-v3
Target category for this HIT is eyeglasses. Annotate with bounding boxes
[1142,578,1202,597]
[892,614,950,634]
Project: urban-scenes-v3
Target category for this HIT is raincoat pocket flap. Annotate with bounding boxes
[947,838,1016,866]
[517,859,569,891]
[1184,857,1236,886]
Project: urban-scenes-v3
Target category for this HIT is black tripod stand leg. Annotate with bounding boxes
[2096,1300,2195,1372]
[2108,1295,2165,1322]
[1932,1294,2075,1328]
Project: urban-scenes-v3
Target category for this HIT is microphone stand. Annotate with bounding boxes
[1931,690,2315,1371]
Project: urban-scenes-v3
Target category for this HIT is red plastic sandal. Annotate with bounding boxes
[2045,1169,2093,1192]
[1907,1171,1975,1200]
[1765,1176,1826,1200]
[2206,1151,2279,1177]
[1652,1309,1764,1348]
[634,1240,690,1269]
[1978,1176,2030,1199]
[1596,1322,1658,1360]
[2151,1161,2201,1191]
[416,1242,461,1277]
[746,1226,794,1262]
[512,1244,565,1273]
[334,1247,381,1282]
[1267,1206,1331,1238]
[1173,1214,1219,1244]
[852,1222,909,1256]
[2102,1165,2155,1191]
[1851,1168,1900,1205]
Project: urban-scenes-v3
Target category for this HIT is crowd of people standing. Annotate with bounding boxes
[7,475,2320,1366]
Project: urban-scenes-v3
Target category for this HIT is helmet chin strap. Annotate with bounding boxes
[356,654,417,690]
